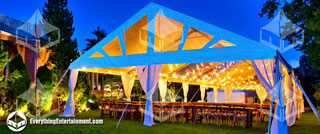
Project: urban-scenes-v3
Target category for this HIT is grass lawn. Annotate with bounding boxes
[0,110,319,134]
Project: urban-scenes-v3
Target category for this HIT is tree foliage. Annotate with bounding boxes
[42,0,91,112]
[0,41,22,115]
[8,54,30,100]
[42,0,79,82]
[84,26,107,51]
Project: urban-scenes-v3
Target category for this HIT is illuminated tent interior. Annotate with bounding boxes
[56,3,319,132]
[80,61,260,91]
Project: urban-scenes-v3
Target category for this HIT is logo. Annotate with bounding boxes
[260,10,304,53]
[7,111,27,132]
[16,9,60,53]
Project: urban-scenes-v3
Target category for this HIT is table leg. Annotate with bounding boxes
[186,106,189,123]
[250,110,253,127]
[246,109,249,128]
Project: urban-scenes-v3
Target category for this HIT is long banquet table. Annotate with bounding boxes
[100,100,271,128]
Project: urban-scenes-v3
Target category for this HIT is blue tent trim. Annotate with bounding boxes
[69,3,276,69]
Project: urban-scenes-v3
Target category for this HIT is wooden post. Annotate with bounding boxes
[101,74,104,91]
[95,73,99,90]
[91,72,95,90]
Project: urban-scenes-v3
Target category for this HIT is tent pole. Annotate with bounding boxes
[189,87,200,102]
[51,68,70,94]
[267,54,280,134]
[115,88,135,128]
[290,73,320,120]
[278,54,320,120]
[174,86,183,99]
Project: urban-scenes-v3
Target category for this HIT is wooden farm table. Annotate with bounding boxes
[101,100,270,128]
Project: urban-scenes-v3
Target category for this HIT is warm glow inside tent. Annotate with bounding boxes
[57,3,319,134]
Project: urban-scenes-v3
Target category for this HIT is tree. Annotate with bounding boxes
[259,0,320,70]
[42,0,79,84]
[42,0,92,112]
[84,26,107,51]
[0,41,22,118]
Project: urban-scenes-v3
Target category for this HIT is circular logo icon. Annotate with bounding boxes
[7,111,27,132]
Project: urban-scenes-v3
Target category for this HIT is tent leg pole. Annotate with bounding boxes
[115,89,136,128]
[267,54,281,134]
[290,73,320,120]
[52,68,70,94]
[267,74,276,134]
[278,55,320,120]
[189,87,200,102]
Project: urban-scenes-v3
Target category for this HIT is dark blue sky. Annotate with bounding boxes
[0,0,301,67]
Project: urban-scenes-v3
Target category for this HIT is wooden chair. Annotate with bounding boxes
[234,107,247,128]
[193,104,209,125]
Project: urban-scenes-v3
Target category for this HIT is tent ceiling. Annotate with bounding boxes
[79,60,263,91]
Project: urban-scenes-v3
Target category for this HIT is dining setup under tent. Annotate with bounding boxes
[55,3,319,134]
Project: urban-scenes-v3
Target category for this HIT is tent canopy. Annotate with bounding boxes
[69,3,277,90]
[70,3,276,70]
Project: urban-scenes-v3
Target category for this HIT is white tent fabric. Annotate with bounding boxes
[284,71,296,126]
[158,78,167,102]
[121,73,135,101]
[183,83,189,102]
[59,69,78,117]
[200,85,206,102]
[270,59,288,134]
[256,88,268,104]
[252,59,288,134]
[251,60,276,93]
[207,91,214,102]
[136,65,162,126]
[224,89,232,102]
[214,88,218,102]
[293,79,304,119]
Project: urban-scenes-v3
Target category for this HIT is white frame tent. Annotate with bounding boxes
[56,3,319,134]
